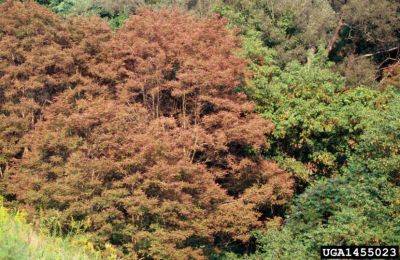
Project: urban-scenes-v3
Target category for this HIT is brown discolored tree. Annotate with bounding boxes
[6,6,294,258]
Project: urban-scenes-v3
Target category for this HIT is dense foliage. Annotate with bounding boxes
[216,1,400,258]
[0,0,111,183]
[1,1,293,258]
[215,0,400,86]
[0,0,399,259]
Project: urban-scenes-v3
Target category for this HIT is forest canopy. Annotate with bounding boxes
[0,0,399,259]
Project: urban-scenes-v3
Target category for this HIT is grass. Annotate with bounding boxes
[0,198,106,260]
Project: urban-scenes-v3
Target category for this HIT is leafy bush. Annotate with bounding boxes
[224,10,400,257]
[251,172,400,258]
[246,44,400,184]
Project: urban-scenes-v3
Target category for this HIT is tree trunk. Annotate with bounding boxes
[328,17,345,56]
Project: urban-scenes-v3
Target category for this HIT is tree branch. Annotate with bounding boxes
[356,46,400,60]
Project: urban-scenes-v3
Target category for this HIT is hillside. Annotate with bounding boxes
[0,0,399,259]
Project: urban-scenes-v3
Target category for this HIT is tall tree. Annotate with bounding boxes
[5,5,293,258]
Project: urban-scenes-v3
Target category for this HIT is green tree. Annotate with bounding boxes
[216,0,399,86]
[250,172,400,258]
[347,91,400,184]
[215,0,336,65]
